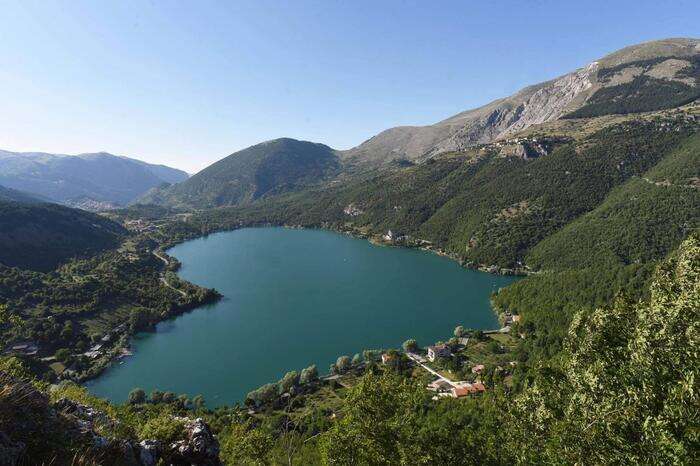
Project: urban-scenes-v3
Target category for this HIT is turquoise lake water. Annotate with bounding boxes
[87,227,518,406]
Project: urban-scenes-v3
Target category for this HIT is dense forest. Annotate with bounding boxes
[0,200,126,271]
[566,56,700,118]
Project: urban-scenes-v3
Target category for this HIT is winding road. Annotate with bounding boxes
[152,251,188,298]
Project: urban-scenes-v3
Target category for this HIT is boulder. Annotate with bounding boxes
[168,418,220,465]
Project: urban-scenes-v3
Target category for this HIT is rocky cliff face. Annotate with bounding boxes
[342,38,699,166]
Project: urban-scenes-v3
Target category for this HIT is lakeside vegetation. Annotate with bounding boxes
[0,230,219,384]
[2,232,696,464]
[0,76,697,463]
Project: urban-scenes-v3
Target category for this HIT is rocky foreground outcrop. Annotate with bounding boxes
[138,418,221,466]
[0,371,221,465]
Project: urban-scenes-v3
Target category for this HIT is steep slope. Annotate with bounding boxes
[183,105,697,363]
[343,38,699,165]
[0,200,125,271]
[0,184,45,203]
[140,138,341,208]
[0,150,188,209]
[527,132,700,270]
[200,105,698,273]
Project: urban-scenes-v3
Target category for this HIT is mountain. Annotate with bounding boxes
[143,38,698,211]
[139,138,341,208]
[0,150,189,210]
[190,100,699,361]
[0,199,126,271]
[342,38,700,165]
[0,185,45,203]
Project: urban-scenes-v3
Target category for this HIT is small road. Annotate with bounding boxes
[406,353,460,388]
[638,176,698,190]
[153,250,169,265]
[160,276,187,298]
[152,251,187,298]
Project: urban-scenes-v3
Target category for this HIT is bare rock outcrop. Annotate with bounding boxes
[342,38,699,166]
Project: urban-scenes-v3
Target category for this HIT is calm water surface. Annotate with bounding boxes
[87,227,517,405]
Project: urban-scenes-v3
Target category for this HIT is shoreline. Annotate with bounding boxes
[80,220,522,388]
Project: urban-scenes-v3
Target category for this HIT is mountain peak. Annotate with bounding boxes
[138,137,340,209]
[342,37,700,165]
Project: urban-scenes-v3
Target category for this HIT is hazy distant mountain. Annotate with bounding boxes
[0,184,46,204]
[342,38,700,165]
[0,150,189,209]
[140,138,341,208]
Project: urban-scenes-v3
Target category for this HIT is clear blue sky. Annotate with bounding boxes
[0,1,697,173]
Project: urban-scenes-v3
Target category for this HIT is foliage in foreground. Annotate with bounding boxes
[318,234,699,465]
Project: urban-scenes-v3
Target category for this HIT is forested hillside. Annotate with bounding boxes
[0,185,43,203]
[0,201,126,271]
[169,105,698,363]
[139,138,341,209]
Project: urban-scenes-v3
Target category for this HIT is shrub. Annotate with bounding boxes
[127,388,146,405]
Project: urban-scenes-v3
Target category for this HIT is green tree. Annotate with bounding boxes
[54,348,71,363]
[247,383,278,408]
[299,365,318,385]
[192,394,206,410]
[351,353,362,366]
[127,388,146,405]
[177,394,190,409]
[453,325,465,338]
[278,370,299,395]
[402,339,418,352]
[362,349,379,362]
[220,422,274,466]
[150,389,164,403]
[162,391,177,404]
[335,355,351,374]
[60,321,73,340]
[139,415,185,443]
[508,233,700,465]
[319,372,427,464]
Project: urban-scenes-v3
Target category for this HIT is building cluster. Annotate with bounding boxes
[124,219,159,233]
[427,344,451,362]
[382,230,407,243]
[427,378,486,398]
[342,203,364,217]
[82,323,127,360]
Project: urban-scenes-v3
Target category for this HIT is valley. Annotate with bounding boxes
[1,36,698,465]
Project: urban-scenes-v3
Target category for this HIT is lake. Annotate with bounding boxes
[86,227,518,406]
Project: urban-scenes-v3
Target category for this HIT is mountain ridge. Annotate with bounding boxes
[0,149,189,210]
[342,37,700,165]
[139,38,699,211]
[139,137,341,208]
